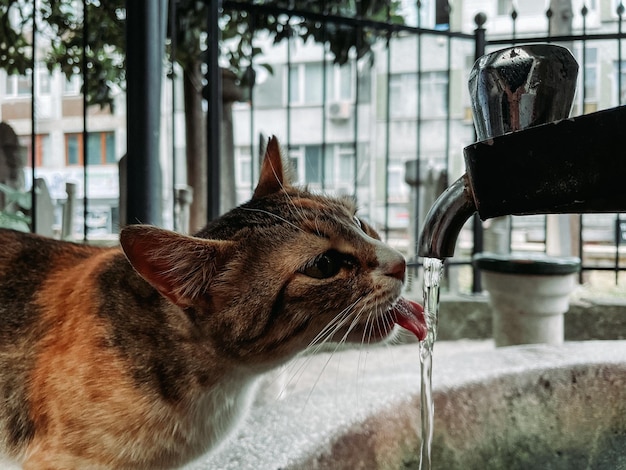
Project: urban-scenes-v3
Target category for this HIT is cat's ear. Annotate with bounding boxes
[253,135,290,199]
[119,225,235,308]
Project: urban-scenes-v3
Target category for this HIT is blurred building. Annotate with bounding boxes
[0,0,623,252]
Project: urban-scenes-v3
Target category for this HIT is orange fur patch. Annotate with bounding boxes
[25,249,156,467]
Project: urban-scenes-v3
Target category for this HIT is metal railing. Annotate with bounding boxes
[3,1,626,291]
[218,1,626,291]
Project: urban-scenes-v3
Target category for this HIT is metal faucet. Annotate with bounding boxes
[418,44,587,258]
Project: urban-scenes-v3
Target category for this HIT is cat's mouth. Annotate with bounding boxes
[335,297,427,343]
[388,298,427,341]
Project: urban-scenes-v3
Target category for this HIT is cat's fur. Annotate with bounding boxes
[0,137,425,469]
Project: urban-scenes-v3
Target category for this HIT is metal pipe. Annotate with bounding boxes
[30,0,37,233]
[206,0,222,221]
[82,0,88,240]
[418,175,477,259]
[125,0,165,226]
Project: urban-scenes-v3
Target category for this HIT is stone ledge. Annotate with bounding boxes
[417,294,626,341]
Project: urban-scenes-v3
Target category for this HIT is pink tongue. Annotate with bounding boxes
[391,298,427,341]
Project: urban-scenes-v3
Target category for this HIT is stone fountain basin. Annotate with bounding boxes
[189,340,626,470]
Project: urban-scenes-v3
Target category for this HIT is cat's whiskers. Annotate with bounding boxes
[334,303,368,346]
[299,303,371,405]
[355,309,377,394]
[280,299,363,400]
[305,299,362,351]
[363,305,380,346]
[279,303,354,384]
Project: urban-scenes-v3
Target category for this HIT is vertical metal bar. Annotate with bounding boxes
[206,0,221,221]
[125,0,165,226]
[286,22,292,156]
[618,4,623,104]
[579,4,588,284]
[30,0,37,233]
[82,0,88,240]
[249,93,255,193]
[511,5,517,44]
[321,5,328,192]
[471,13,487,294]
[444,29,451,183]
[352,15,361,200]
[444,7,453,283]
[578,215,583,284]
[414,0,422,259]
[383,7,392,241]
[248,13,256,193]
[170,0,178,229]
[615,3,624,284]
[509,4,518,247]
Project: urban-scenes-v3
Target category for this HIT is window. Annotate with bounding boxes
[288,144,355,191]
[327,63,354,102]
[36,67,50,95]
[288,65,300,103]
[400,0,437,28]
[288,62,355,105]
[4,66,51,97]
[304,145,323,184]
[572,45,598,113]
[235,146,252,187]
[390,74,416,118]
[421,72,448,118]
[583,47,598,103]
[65,132,116,166]
[357,62,372,103]
[5,74,31,97]
[498,0,512,15]
[289,63,323,105]
[337,144,355,185]
[498,0,547,16]
[18,134,51,167]
[288,145,324,186]
[288,146,303,184]
[64,75,81,95]
[387,164,410,201]
[389,71,448,118]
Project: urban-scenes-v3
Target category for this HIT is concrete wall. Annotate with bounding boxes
[433,294,626,341]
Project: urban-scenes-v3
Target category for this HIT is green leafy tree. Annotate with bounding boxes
[0,0,404,228]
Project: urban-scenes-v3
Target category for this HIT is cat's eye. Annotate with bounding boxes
[353,215,363,230]
[301,250,353,279]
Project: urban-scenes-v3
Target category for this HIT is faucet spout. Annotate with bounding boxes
[417,174,477,258]
[418,43,580,260]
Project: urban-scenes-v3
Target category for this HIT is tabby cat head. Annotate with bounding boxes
[120,137,424,369]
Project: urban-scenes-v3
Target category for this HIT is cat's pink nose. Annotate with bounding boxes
[385,258,406,282]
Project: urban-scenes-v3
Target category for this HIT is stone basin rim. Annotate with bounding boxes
[190,340,626,470]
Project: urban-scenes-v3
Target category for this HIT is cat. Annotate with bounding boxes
[0,136,426,469]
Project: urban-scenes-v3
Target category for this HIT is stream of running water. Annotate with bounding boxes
[418,257,444,470]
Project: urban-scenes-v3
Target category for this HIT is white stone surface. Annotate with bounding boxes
[186,340,626,470]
